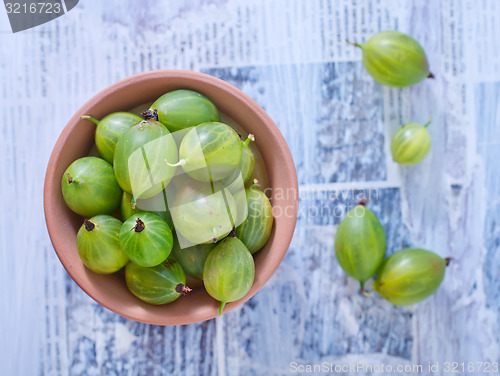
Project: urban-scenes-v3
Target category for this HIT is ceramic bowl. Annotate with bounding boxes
[44,70,298,325]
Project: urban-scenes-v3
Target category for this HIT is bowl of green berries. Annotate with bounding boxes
[44,70,298,325]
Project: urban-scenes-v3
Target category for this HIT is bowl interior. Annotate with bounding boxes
[44,70,298,325]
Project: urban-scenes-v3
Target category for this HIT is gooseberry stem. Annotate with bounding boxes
[424,117,433,128]
[80,115,100,126]
[141,109,158,121]
[243,134,255,147]
[165,158,187,167]
[66,172,74,184]
[444,257,452,266]
[346,39,362,48]
[359,281,371,296]
[358,199,369,206]
[175,283,192,295]
[219,301,226,315]
[427,72,435,79]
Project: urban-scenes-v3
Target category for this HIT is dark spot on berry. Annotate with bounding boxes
[84,219,95,232]
[134,218,145,232]
[141,108,158,121]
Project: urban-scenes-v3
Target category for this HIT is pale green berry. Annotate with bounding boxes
[348,31,433,87]
[391,120,432,165]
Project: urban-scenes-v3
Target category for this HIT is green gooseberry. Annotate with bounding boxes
[113,119,178,199]
[203,233,255,315]
[347,31,433,87]
[121,191,174,229]
[171,240,214,280]
[373,248,450,305]
[334,201,386,291]
[173,122,243,182]
[150,89,220,132]
[119,212,173,267]
[223,134,256,187]
[76,215,128,274]
[170,179,237,246]
[81,112,142,164]
[125,259,191,305]
[236,181,273,254]
[61,156,122,217]
[391,119,432,165]
[238,134,256,186]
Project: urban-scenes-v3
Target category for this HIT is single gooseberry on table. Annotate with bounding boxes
[373,248,450,305]
[347,31,433,87]
[391,119,432,165]
[334,200,386,292]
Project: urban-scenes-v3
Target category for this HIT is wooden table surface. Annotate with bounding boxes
[1,1,499,375]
